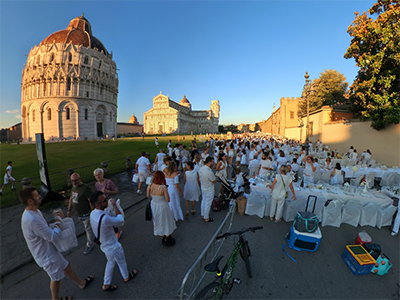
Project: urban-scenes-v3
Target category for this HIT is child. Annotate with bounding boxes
[0,161,16,195]
[270,165,296,223]
[233,167,244,192]
[183,162,200,217]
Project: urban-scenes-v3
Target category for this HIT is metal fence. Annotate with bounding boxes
[177,199,237,300]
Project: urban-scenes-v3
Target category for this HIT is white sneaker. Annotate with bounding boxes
[137,190,142,194]
[391,231,397,236]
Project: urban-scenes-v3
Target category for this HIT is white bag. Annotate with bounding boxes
[53,217,78,252]
[152,164,158,172]
[105,199,125,219]
[321,200,342,228]
[132,173,139,183]
[146,175,153,185]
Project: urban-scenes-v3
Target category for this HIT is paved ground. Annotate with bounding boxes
[1,168,399,300]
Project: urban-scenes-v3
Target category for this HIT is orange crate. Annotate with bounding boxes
[346,245,376,265]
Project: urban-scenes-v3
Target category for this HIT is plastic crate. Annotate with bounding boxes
[342,246,375,275]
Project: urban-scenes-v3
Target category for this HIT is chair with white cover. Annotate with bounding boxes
[313,172,322,183]
[341,200,362,227]
[347,160,356,167]
[321,199,342,228]
[351,174,365,186]
[282,198,306,222]
[369,159,376,167]
[376,204,398,229]
[365,172,375,189]
[321,172,331,184]
[245,192,267,218]
[380,172,396,187]
[359,202,380,227]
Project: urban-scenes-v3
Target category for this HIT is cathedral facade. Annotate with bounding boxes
[143,93,220,134]
[21,15,118,141]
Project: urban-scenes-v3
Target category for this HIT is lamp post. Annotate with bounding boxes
[304,71,311,155]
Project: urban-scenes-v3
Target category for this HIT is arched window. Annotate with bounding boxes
[84,108,88,120]
[66,107,70,120]
[110,113,112,121]
[84,56,89,64]
[47,108,51,120]
[32,110,36,122]
[49,53,54,64]
[68,53,72,62]
[66,78,71,91]
[99,61,102,69]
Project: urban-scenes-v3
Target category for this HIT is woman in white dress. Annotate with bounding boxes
[330,163,344,185]
[302,155,316,185]
[147,171,176,246]
[183,162,200,217]
[193,153,202,172]
[228,143,235,166]
[270,165,296,222]
[323,157,333,171]
[164,161,184,221]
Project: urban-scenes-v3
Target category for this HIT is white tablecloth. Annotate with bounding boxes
[246,184,394,228]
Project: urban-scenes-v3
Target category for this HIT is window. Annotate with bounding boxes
[49,53,54,64]
[86,91,89,97]
[66,107,70,120]
[85,108,88,120]
[68,53,72,62]
[290,111,294,119]
[47,108,51,120]
[110,113,112,121]
[99,61,102,69]
[84,56,89,64]
[43,82,46,96]
[66,78,71,91]
[32,110,35,122]
[100,85,103,95]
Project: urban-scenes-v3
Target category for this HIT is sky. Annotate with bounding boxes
[0,0,378,129]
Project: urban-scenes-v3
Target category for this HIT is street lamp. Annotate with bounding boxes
[305,71,310,140]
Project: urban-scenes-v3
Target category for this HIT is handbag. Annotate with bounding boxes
[280,174,288,199]
[293,211,318,233]
[52,217,78,252]
[145,201,152,221]
[93,214,105,245]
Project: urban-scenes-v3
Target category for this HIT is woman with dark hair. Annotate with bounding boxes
[330,163,343,185]
[215,153,228,197]
[164,161,184,221]
[147,171,176,246]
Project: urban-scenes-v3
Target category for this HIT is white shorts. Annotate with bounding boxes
[138,171,149,182]
[4,176,15,185]
[43,253,69,281]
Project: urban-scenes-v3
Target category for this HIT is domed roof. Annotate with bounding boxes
[179,95,190,105]
[129,114,139,124]
[39,14,108,55]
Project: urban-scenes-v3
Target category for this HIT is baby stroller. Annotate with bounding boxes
[212,175,241,211]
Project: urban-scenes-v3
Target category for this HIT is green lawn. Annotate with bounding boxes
[0,135,202,206]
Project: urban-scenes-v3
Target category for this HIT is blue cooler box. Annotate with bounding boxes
[286,226,322,252]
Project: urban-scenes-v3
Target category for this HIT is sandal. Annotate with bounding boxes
[185,212,189,217]
[124,270,138,282]
[191,210,196,215]
[205,217,215,223]
[81,275,95,289]
[270,217,274,221]
[102,285,118,292]
[60,297,73,300]
[275,219,282,223]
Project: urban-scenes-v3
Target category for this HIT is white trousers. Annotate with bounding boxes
[81,217,95,247]
[270,196,285,220]
[201,190,214,220]
[103,243,128,285]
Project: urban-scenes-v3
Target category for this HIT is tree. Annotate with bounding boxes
[344,0,400,130]
[299,70,348,116]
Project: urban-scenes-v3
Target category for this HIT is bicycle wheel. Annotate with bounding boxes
[196,281,223,300]
[240,242,252,278]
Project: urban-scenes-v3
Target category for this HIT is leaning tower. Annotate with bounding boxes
[210,100,220,132]
[21,15,118,141]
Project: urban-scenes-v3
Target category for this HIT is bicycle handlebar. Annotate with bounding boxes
[216,226,263,240]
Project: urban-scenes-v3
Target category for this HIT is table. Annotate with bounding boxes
[245,183,394,228]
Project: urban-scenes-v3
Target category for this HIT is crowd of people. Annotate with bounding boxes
[16,133,399,300]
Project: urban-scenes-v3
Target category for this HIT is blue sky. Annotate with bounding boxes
[0,0,377,129]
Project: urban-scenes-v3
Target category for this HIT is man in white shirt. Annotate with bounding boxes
[20,187,94,300]
[90,191,137,292]
[199,157,217,223]
[248,155,259,178]
[135,151,151,194]
[257,152,273,176]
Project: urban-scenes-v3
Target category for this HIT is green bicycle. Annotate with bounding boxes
[195,226,263,299]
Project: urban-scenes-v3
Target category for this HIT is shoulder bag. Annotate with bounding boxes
[145,184,152,221]
[93,214,106,245]
[280,174,288,199]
